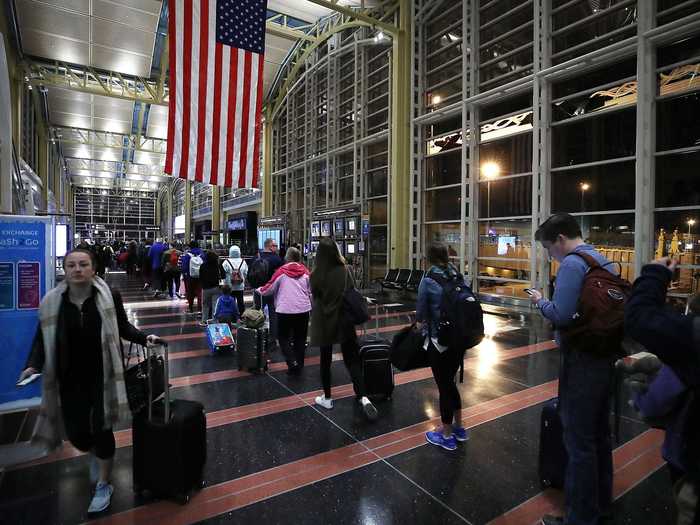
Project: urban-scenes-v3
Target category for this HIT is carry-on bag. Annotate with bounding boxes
[538,398,567,489]
[358,302,394,400]
[121,342,165,414]
[205,322,235,353]
[236,326,268,372]
[132,343,207,503]
[390,323,429,371]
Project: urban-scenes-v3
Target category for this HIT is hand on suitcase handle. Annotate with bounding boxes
[146,335,168,347]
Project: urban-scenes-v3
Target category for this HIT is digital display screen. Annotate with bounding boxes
[311,241,319,252]
[258,229,282,251]
[311,221,320,237]
[346,217,357,234]
[497,236,516,255]
[334,219,344,236]
[55,224,68,258]
[346,242,356,254]
[321,221,332,237]
[227,218,247,230]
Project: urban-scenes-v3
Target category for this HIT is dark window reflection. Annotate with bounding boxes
[551,162,635,212]
[480,0,531,25]
[657,34,700,68]
[338,178,353,203]
[478,176,532,218]
[479,48,533,88]
[426,116,462,138]
[657,93,700,151]
[481,93,532,120]
[369,199,387,224]
[552,59,636,99]
[369,226,388,253]
[655,151,700,208]
[479,133,533,176]
[425,151,461,187]
[367,169,388,197]
[425,187,463,221]
[552,109,636,166]
[653,210,700,294]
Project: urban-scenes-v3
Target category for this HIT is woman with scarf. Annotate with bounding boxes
[257,247,312,374]
[17,249,163,514]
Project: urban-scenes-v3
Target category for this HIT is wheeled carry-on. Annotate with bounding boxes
[236,326,269,373]
[538,398,567,489]
[205,322,235,353]
[358,302,394,401]
[131,343,207,503]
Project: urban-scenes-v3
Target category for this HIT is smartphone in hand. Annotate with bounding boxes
[523,288,535,296]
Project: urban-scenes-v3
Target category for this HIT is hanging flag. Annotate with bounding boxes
[165,0,267,188]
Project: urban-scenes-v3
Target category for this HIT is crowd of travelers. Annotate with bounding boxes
[16,213,700,523]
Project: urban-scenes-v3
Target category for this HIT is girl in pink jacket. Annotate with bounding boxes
[257,247,312,374]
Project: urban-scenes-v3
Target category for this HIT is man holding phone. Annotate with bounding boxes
[528,213,616,525]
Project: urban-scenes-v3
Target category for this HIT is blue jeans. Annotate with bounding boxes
[559,348,614,525]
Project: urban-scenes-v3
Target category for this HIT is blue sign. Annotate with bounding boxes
[0,216,53,410]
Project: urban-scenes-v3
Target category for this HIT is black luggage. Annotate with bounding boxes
[539,398,567,489]
[237,326,268,372]
[131,343,206,503]
[390,323,429,372]
[358,303,394,400]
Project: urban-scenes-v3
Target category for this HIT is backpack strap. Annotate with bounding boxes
[567,251,622,276]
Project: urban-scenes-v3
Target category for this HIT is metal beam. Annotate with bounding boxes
[53,126,167,155]
[266,19,316,41]
[26,61,169,106]
[305,0,398,35]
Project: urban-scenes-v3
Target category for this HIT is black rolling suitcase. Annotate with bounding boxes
[132,343,206,503]
[236,326,269,372]
[358,303,394,400]
[539,398,567,489]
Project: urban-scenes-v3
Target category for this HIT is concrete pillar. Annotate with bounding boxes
[262,110,273,217]
[184,179,192,241]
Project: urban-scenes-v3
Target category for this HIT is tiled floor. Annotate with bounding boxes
[0,273,676,524]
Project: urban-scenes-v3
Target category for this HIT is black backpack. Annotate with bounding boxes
[247,257,270,288]
[428,269,485,351]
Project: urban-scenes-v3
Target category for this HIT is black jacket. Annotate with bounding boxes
[625,264,700,387]
[199,257,223,289]
[625,264,700,474]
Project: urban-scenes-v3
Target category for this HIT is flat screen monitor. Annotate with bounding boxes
[311,221,320,237]
[346,217,358,235]
[310,241,319,252]
[55,224,68,258]
[258,228,282,251]
[321,220,332,237]
[497,236,516,256]
[346,242,356,255]
[334,219,345,237]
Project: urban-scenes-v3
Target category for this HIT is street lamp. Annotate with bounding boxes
[579,182,590,229]
[481,162,500,223]
[688,218,696,237]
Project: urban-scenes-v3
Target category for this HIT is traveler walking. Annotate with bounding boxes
[417,243,471,452]
[180,241,204,314]
[528,213,618,525]
[17,249,163,514]
[309,238,377,420]
[213,285,240,325]
[257,247,312,374]
[161,243,182,299]
[222,245,248,315]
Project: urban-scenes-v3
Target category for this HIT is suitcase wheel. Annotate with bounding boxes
[178,493,191,505]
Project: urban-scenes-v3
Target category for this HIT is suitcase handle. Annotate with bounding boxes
[146,341,170,423]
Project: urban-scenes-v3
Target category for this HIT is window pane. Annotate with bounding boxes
[654,210,700,296]
[478,219,532,271]
[479,133,533,176]
[425,150,461,187]
[367,168,388,197]
[369,199,387,224]
[551,162,635,213]
[552,109,636,166]
[657,92,700,151]
[425,187,463,221]
[552,59,636,99]
[655,152,700,208]
[479,176,532,218]
[425,115,462,138]
[424,223,461,265]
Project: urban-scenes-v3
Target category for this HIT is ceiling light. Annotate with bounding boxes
[431,94,442,105]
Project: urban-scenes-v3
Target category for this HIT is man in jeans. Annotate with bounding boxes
[528,213,615,525]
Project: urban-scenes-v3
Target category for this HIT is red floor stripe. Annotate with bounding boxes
[486,429,665,525]
[90,381,560,525]
[13,340,557,471]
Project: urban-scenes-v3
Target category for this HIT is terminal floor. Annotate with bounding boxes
[0,273,676,524]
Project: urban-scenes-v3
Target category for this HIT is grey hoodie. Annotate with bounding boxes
[224,245,248,291]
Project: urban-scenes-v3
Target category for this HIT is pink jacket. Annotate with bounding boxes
[258,273,312,314]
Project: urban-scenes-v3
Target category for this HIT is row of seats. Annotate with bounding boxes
[377,268,425,291]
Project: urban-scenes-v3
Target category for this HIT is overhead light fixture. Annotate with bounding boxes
[431,94,442,105]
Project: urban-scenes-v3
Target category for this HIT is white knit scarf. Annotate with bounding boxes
[31,276,127,453]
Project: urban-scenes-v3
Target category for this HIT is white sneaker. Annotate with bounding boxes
[314,395,333,409]
[360,396,378,421]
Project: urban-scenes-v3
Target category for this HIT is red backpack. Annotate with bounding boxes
[561,251,631,356]
[169,250,179,268]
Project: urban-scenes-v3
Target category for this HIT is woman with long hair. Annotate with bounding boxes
[309,238,377,421]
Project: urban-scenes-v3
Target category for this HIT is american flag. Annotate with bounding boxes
[165,0,267,188]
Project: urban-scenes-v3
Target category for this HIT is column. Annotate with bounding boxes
[389,0,411,268]
[184,179,192,241]
[262,109,273,217]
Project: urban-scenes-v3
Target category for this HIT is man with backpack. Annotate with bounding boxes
[248,238,284,345]
[529,213,627,525]
[161,243,182,299]
[149,238,167,298]
[223,245,248,315]
[180,240,204,314]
